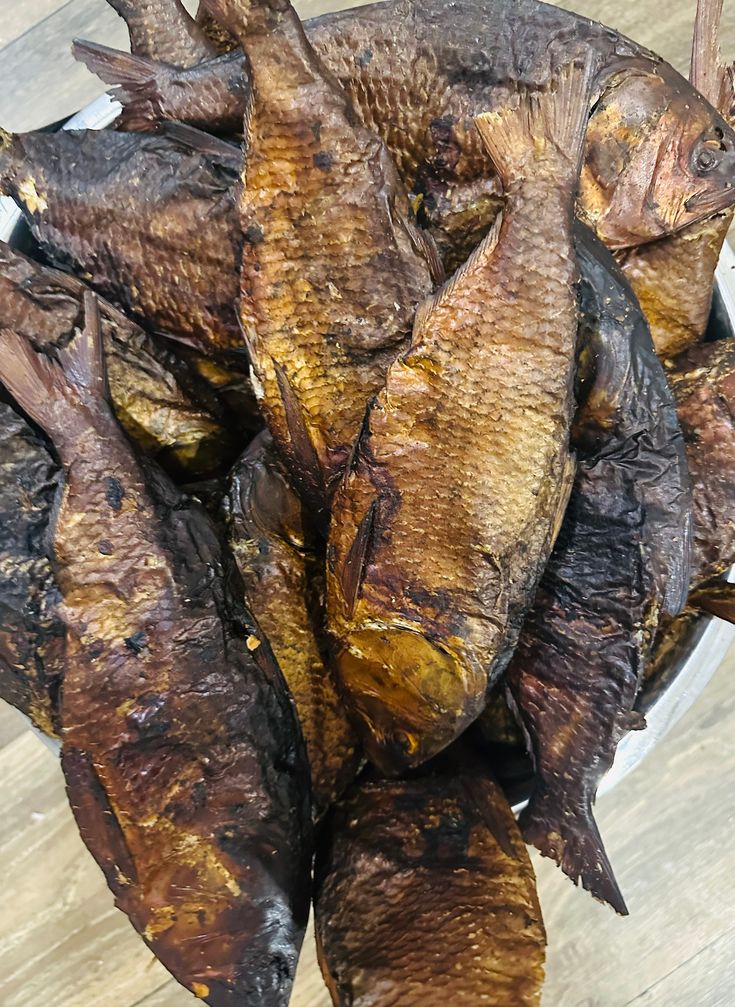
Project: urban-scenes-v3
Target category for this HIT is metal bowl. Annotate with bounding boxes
[2,92,734,789]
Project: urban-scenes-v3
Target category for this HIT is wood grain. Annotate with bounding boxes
[2,2,735,1006]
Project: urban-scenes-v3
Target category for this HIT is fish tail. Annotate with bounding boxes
[474,52,598,186]
[520,783,629,916]
[0,291,109,443]
[72,40,164,131]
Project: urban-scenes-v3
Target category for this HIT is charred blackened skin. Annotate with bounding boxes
[0,398,63,737]
[0,128,244,362]
[314,750,545,1007]
[667,338,735,586]
[201,0,436,509]
[92,0,735,265]
[0,242,236,479]
[104,0,217,66]
[327,60,594,774]
[0,296,312,1007]
[225,430,360,820]
[507,223,692,916]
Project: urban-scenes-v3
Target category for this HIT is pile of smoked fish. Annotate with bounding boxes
[3,0,735,1002]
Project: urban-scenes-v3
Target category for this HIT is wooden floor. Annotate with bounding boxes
[2,1,735,1005]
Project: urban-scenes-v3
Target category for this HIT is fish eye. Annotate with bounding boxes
[694,143,723,174]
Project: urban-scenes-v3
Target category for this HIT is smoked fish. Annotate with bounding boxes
[314,753,546,1007]
[0,399,63,737]
[0,242,234,478]
[0,126,243,361]
[0,296,312,1007]
[105,0,217,67]
[667,338,735,586]
[202,0,437,512]
[91,0,735,266]
[225,431,359,819]
[328,60,595,773]
[73,40,247,135]
[506,225,692,916]
[616,0,735,358]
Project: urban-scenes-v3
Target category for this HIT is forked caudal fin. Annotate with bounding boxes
[474,53,598,186]
[520,784,629,916]
[0,291,109,443]
[72,38,164,87]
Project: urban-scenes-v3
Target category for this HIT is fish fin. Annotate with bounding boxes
[520,785,629,916]
[690,0,724,106]
[0,291,108,441]
[158,122,242,169]
[549,452,576,549]
[690,582,735,625]
[405,219,445,286]
[72,39,164,86]
[412,212,504,341]
[474,53,597,186]
[340,500,377,617]
[274,361,327,525]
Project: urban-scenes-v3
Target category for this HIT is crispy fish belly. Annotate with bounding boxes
[203,0,435,511]
[226,431,359,819]
[0,400,63,737]
[667,339,735,585]
[328,62,593,774]
[0,127,243,359]
[314,754,546,1007]
[615,0,735,359]
[72,42,247,136]
[0,242,234,478]
[104,0,217,66]
[110,0,735,264]
[0,297,312,1007]
[507,224,691,916]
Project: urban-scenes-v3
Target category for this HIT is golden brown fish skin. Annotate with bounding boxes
[0,301,312,1007]
[0,242,235,478]
[314,754,546,1007]
[667,339,735,586]
[105,0,217,67]
[72,41,248,136]
[138,0,735,262]
[203,0,436,511]
[0,400,63,738]
[615,213,731,358]
[0,127,243,360]
[225,431,360,820]
[327,62,594,774]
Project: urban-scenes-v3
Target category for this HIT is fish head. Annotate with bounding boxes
[334,625,486,774]
[580,62,735,247]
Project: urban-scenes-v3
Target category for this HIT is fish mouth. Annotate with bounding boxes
[335,625,486,774]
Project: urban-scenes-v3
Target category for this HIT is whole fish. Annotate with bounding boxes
[506,224,692,916]
[0,242,235,478]
[314,751,546,1007]
[0,399,63,737]
[0,126,243,359]
[328,60,594,773]
[225,431,359,819]
[616,0,735,358]
[0,296,312,1007]
[201,0,437,513]
[667,338,735,587]
[83,0,735,267]
[105,0,217,66]
[73,41,247,135]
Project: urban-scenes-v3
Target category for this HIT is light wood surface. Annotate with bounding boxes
[2,2,735,1006]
